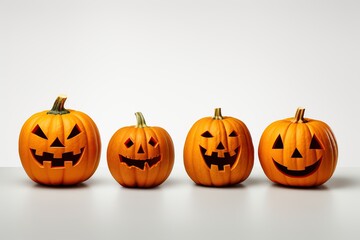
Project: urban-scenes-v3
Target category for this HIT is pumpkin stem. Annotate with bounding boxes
[47,95,70,115]
[292,107,307,123]
[135,112,147,128]
[213,108,224,120]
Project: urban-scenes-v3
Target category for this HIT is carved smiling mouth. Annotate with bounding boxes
[273,158,322,177]
[30,148,84,168]
[119,155,161,170]
[200,146,240,171]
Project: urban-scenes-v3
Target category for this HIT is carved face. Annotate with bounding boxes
[119,133,161,170]
[271,134,323,177]
[199,130,240,171]
[107,112,174,188]
[258,108,338,187]
[184,109,254,187]
[18,96,101,186]
[29,123,85,168]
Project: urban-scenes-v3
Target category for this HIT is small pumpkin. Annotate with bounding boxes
[18,95,101,185]
[107,112,174,188]
[183,108,254,187]
[258,108,338,187]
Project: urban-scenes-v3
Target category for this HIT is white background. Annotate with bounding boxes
[1,2,360,240]
[1,0,360,173]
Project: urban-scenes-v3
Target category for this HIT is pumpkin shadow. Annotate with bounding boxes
[161,177,188,188]
[17,176,91,189]
[32,182,90,189]
[118,181,174,190]
[192,182,246,189]
[243,175,269,187]
[270,183,329,191]
[326,176,359,189]
[269,175,359,191]
[189,175,269,189]
[120,185,162,190]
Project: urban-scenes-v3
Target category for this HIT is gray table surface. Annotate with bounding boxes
[0,167,359,240]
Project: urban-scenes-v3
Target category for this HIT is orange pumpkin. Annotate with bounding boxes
[18,95,101,185]
[107,112,174,188]
[258,108,338,187]
[183,108,254,187]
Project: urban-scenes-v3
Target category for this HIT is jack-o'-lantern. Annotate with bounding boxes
[18,95,101,186]
[107,112,174,188]
[184,108,254,187]
[258,108,338,187]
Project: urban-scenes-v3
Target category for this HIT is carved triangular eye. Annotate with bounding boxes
[124,138,134,148]
[310,135,322,149]
[201,131,213,138]
[273,135,284,149]
[32,125,47,139]
[67,124,81,139]
[229,131,238,137]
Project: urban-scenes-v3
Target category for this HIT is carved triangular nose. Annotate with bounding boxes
[137,145,145,154]
[291,148,303,158]
[217,142,225,150]
[50,137,65,147]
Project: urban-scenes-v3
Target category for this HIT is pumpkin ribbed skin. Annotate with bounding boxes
[258,108,338,187]
[107,112,174,188]
[18,96,101,186]
[184,108,254,187]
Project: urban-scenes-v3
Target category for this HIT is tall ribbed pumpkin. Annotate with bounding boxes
[107,112,174,188]
[258,108,338,187]
[18,95,101,185]
[183,108,254,187]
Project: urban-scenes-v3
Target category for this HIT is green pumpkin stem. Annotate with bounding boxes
[213,108,223,120]
[135,112,147,128]
[47,95,70,115]
[293,107,307,123]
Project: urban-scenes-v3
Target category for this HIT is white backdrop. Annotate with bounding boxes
[1,0,359,173]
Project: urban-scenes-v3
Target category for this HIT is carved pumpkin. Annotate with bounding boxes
[18,95,101,185]
[258,108,338,187]
[183,108,254,187]
[107,112,174,188]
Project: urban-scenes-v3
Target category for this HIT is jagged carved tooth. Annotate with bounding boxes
[296,165,306,171]
[210,164,219,171]
[223,164,231,172]
[35,149,44,156]
[217,151,225,158]
[53,152,63,159]
[144,162,150,170]
[73,148,81,155]
[43,161,52,168]
[120,161,128,167]
[229,150,236,157]
[153,158,161,167]
[205,150,213,156]
[64,161,73,168]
